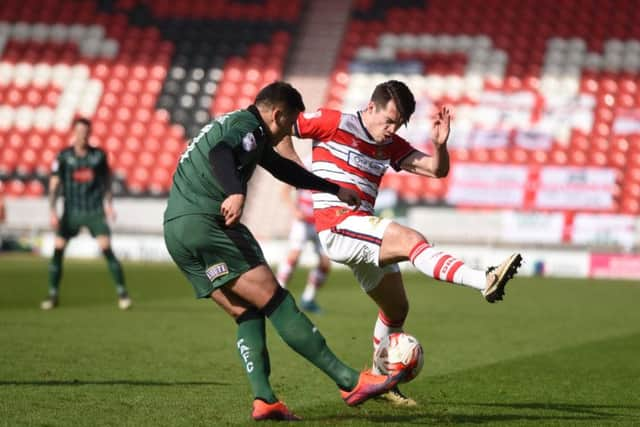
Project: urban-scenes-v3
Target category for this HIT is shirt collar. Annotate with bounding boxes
[247,104,268,138]
[357,110,376,143]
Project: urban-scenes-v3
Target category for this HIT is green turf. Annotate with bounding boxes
[1,254,639,426]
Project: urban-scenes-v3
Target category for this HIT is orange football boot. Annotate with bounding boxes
[252,399,301,421]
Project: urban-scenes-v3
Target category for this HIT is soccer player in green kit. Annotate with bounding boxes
[41,118,131,311]
[163,81,405,421]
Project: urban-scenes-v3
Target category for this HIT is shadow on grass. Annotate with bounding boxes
[309,401,638,424]
[0,380,228,387]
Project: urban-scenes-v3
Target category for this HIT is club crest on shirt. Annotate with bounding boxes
[206,262,229,281]
[242,132,257,151]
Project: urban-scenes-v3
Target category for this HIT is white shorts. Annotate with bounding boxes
[318,215,400,292]
[287,219,324,254]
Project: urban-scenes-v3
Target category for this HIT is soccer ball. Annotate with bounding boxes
[373,332,424,383]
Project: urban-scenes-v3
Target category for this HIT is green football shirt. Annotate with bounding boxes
[52,146,110,214]
[164,106,270,222]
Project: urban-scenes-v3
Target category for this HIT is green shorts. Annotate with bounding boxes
[163,214,266,298]
[58,212,111,239]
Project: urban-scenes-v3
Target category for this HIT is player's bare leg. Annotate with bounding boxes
[380,222,521,302]
[366,272,417,406]
[41,236,67,310]
[96,235,131,309]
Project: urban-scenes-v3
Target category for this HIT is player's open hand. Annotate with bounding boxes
[431,106,452,146]
[337,187,361,209]
[49,211,59,230]
[221,193,245,226]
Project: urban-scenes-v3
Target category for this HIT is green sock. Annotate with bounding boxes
[236,311,277,403]
[265,291,359,391]
[102,249,126,296]
[47,248,64,296]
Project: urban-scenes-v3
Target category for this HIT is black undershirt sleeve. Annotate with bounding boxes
[259,145,341,195]
[208,142,244,195]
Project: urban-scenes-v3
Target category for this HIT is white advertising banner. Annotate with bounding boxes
[612,108,640,134]
[571,214,636,249]
[501,211,565,244]
[535,166,617,210]
[446,163,528,207]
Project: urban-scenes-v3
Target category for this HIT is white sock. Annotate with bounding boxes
[276,260,294,289]
[301,267,327,302]
[409,241,486,291]
[371,310,404,374]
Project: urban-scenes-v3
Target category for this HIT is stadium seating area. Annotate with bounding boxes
[0,0,639,218]
[329,0,640,215]
[0,0,300,196]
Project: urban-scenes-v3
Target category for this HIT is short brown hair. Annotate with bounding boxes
[371,80,416,125]
[73,117,92,129]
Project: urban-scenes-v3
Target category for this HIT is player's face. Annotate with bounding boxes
[268,107,299,144]
[364,99,403,143]
[72,122,90,148]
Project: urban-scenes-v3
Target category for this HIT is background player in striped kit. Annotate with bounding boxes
[41,118,131,310]
[282,80,522,405]
[276,157,331,313]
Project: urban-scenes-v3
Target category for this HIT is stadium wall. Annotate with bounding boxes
[6,198,634,280]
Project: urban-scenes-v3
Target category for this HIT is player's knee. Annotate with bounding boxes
[319,257,331,272]
[261,286,289,317]
[54,238,67,250]
[235,307,264,324]
[405,228,427,248]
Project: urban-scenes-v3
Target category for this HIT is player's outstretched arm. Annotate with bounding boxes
[399,106,451,178]
[260,146,360,208]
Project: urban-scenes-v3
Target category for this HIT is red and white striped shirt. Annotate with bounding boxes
[294,108,416,231]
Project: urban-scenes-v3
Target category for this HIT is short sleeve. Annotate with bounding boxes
[389,134,418,171]
[293,108,341,141]
[51,152,64,176]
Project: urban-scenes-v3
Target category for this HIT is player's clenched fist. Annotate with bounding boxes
[337,187,361,209]
[221,193,245,226]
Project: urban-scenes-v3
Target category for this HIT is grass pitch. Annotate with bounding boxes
[1,254,639,426]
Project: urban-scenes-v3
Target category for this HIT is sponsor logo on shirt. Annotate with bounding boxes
[73,167,94,183]
[347,151,386,175]
[206,262,229,281]
[303,111,321,119]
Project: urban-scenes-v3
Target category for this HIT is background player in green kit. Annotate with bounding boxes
[41,118,131,311]
[163,81,405,421]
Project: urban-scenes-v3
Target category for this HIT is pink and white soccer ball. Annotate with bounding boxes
[373,332,424,383]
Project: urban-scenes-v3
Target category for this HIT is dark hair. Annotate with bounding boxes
[73,117,92,129]
[371,80,416,125]
[255,81,305,113]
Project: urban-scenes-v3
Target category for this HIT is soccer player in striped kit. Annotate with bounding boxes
[41,118,131,310]
[284,80,523,405]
